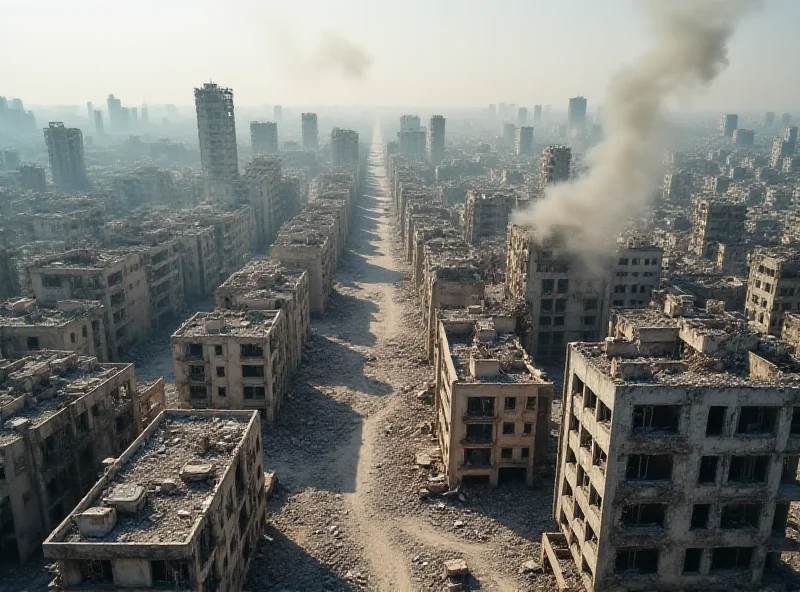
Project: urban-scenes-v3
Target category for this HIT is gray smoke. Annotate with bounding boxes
[513,0,759,260]
[314,32,372,80]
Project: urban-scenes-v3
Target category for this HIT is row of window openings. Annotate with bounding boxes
[613,547,754,576]
[614,284,650,294]
[464,422,534,442]
[618,257,659,266]
[618,500,791,533]
[572,375,800,437]
[189,385,267,399]
[189,365,265,380]
[567,442,797,486]
[463,447,530,465]
[539,315,596,328]
[613,299,648,307]
[540,298,600,313]
[186,343,265,358]
[615,272,657,278]
[466,396,537,416]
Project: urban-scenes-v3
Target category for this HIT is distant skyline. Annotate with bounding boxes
[1,0,797,111]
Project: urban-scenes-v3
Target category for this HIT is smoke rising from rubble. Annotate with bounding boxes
[512,0,760,262]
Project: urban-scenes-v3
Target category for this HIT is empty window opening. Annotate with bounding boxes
[626,454,673,481]
[502,422,515,435]
[597,400,612,424]
[632,405,680,433]
[241,344,264,358]
[720,504,760,530]
[614,549,659,574]
[792,407,800,434]
[242,364,265,378]
[189,385,207,400]
[589,486,602,512]
[525,397,537,411]
[467,397,495,417]
[621,504,665,528]
[27,336,39,351]
[189,365,205,380]
[521,447,530,458]
[566,447,577,465]
[592,446,607,473]
[79,560,113,584]
[152,560,191,588]
[699,456,719,484]
[706,406,727,436]
[772,503,790,535]
[711,547,753,572]
[782,457,799,484]
[737,406,779,435]
[504,397,516,411]
[243,386,266,400]
[186,343,203,358]
[463,448,491,467]
[691,504,711,530]
[461,474,490,485]
[465,423,492,443]
[218,387,227,397]
[571,374,585,396]
[501,448,513,460]
[683,549,702,574]
[580,428,592,452]
[728,456,769,483]
[584,387,597,410]
[523,423,532,435]
[216,366,225,377]
[214,345,223,356]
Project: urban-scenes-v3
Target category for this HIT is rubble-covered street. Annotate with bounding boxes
[243,130,560,591]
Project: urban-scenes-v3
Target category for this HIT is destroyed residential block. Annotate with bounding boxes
[43,410,266,592]
[172,310,288,422]
[554,299,800,591]
[434,315,552,488]
[0,353,161,563]
[745,246,800,337]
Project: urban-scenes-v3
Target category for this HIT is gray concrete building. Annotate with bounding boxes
[250,121,278,155]
[428,115,446,165]
[539,145,571,189]
[194,83,239,203]
[43,122,88,190]
[330,128,359,167]
[301,112,318,151]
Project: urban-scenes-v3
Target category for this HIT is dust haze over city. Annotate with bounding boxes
[4,0,800,591]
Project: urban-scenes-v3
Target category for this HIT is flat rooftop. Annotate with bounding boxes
[217,259,306,295]
[446,330,546,384]
[61,414,249,544]
[0,299,100,327]
[0,354,126,446]
[173,310,281,339]
[30,249,130,270]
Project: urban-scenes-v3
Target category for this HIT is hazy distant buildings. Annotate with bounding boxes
[539,145,571,189]
[331,128,359,166]
[733,128,754,147]
[301,112,318,151]
[765,111,776,127]
[662,170,692,202]
[533,104,542,126]
[771,126,798,168]
[517,107,528,127]
[194,82,239,202]
[502,123,516,149]
[567,96,587,133]
[251,121,278,155]
[86,101,93,123]
[0,96,37,134]
[782,113,792,126]
[273,105,283,121]
[141,104,149,127]
[130,106,138,130]
[428,115,446,165]
[516,126,534,156]
[400,114,421,133]
[43,122,88,190]
[106,94,127,134]
[17,164,46,191]
[93,109,104,135]
[719,113,738,137]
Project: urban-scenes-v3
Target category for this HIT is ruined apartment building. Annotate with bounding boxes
[244,156,283,249]
[745,246,800,337]
[612,238,663,308]
[27,249,150,360]
[43,410,265,592]
[547,297,800,591]
[172,310,287,422]
[0,298,107,361]
[434,314,552,488]
[215,258,310,376]
[690,199,747,260]
[192,206,254,279]
[463,190,519,246]
[250,120,278,155]
[539,145,571,189]
[270,229,333,315]
[505,225,611,360]
[0,353,164,563]
[662,170,693,202]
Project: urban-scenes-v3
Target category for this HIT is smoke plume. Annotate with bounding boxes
[512,0,759,262]
[314,32,372,80]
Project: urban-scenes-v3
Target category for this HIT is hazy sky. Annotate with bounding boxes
[2,0,797,111]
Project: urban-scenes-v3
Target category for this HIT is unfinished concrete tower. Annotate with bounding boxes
[301,112,318,151]
[194,82,239,203]
[43,122,89,190]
